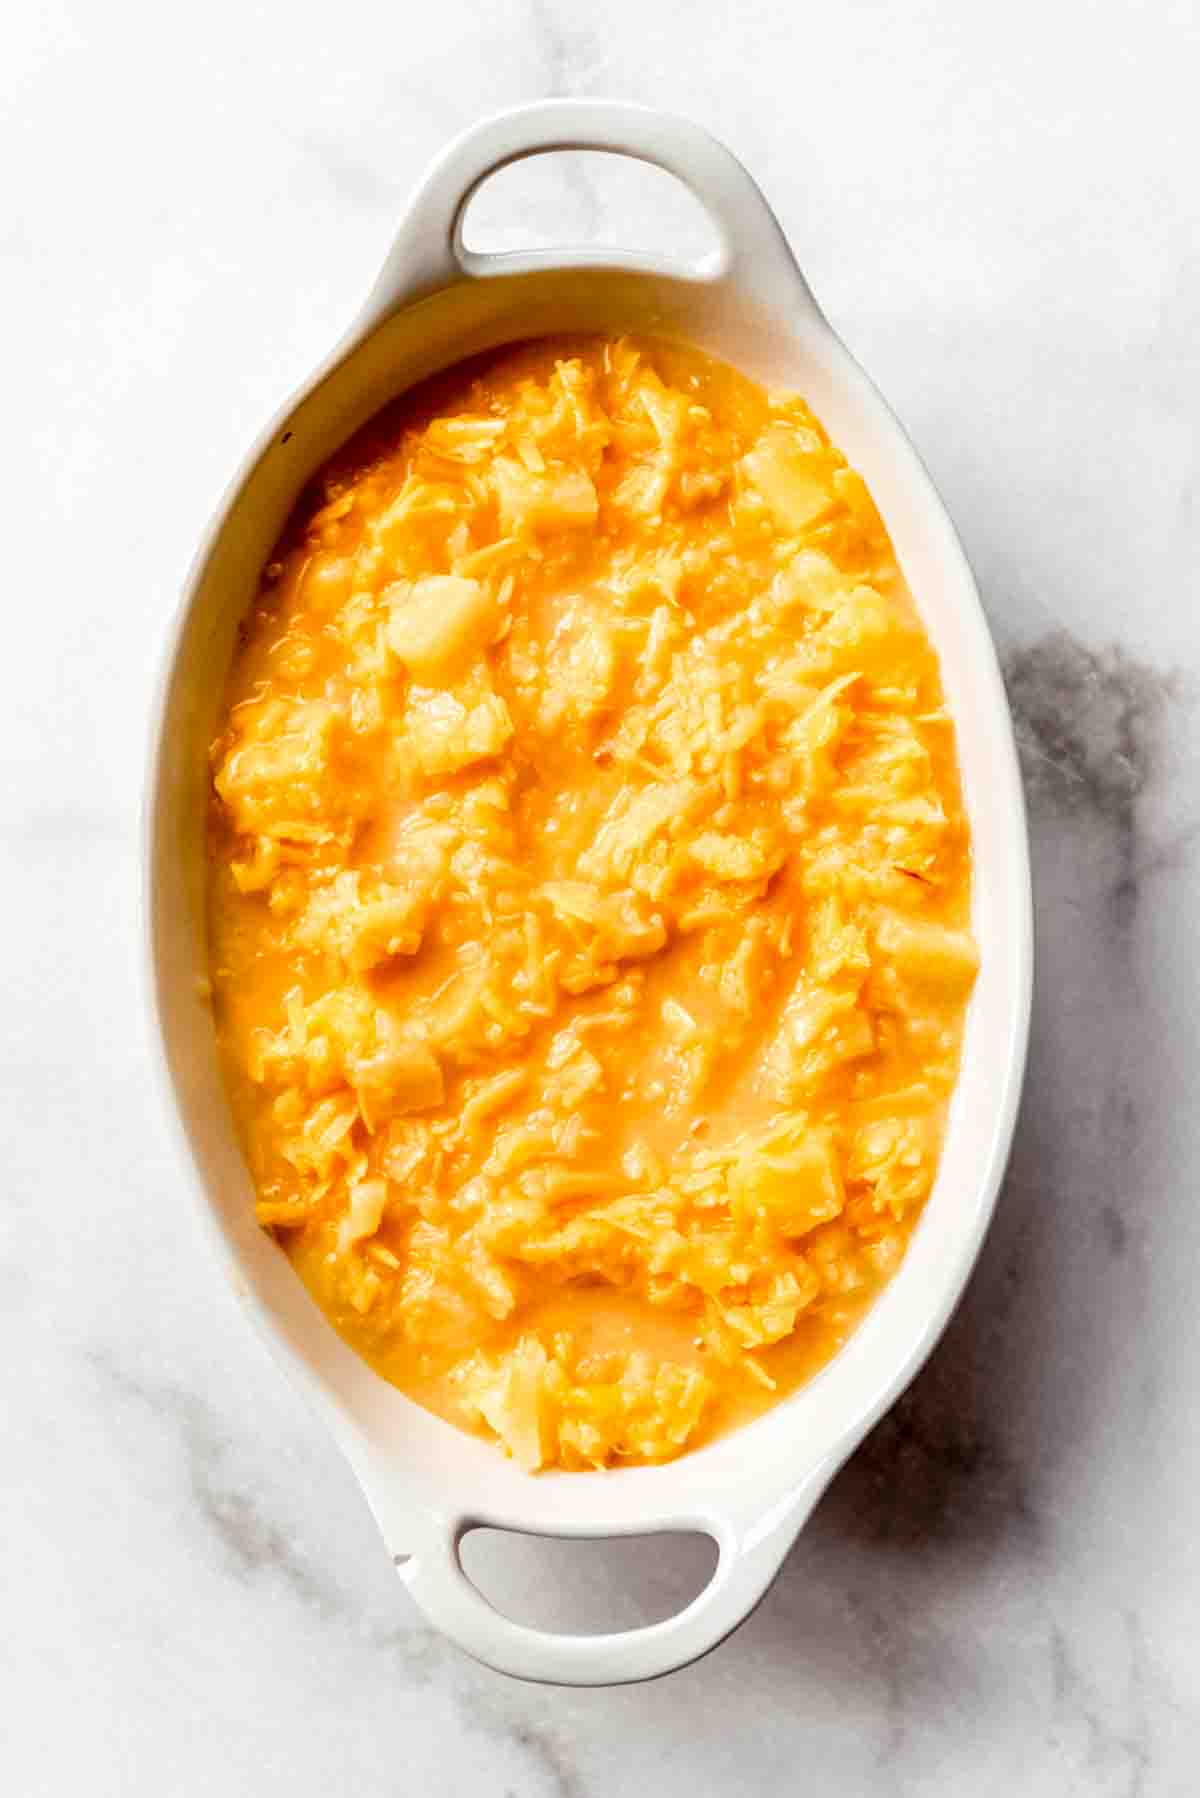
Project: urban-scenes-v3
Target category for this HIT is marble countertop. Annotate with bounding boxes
[6,0,1200,1790]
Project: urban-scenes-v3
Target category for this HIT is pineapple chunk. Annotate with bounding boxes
[336,1174,389,1253]
[454,1335,550,1470]
[386,575,497,683]
[741,425,836,533]
[849,1116,934,1219]
[689,829,785,883]
[541,881,667,968]
[346,1028,444,1121]
[730,1128,845,1238]
[768,986,876,1096]
[578,779,705,887]
[812,585,918,676]
[214,696,343,837]
[538,608,617,729]
[404,682,514,777]
[294,871,435,971]
[874,912,980,994]
[452,1335,713,1470]
[722,1266,820,1347]
[492,456,598,534]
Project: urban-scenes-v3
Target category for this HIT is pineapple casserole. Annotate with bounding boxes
[208,336,977,1471]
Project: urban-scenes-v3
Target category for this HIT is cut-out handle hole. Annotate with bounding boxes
[457,149,723,268]
[458,1527,719,1637]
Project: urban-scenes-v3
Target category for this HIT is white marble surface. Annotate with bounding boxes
[5,0,1200,1790]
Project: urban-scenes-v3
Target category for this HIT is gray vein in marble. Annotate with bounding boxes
[1100,1201,1130,1258]
[1049,1612,1151,1798]
[366,1620,587,1796]
[1130,813,1200,889]
[1001,629,1186,1273]
[92,1352,589,1791]
[829,1352,1036,1553]
[528,0,606,99]
[838,1587,958,1769]
[500,1721,586,1798]
[1002,631,1178,932]
[88,1352,345,1616]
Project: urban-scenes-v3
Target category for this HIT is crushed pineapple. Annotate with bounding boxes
[208,336,976,1471]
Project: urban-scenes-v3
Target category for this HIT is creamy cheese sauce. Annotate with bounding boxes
[208,336,976,1469]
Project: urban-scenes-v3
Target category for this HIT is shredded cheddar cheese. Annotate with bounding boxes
[207,336,976,1471]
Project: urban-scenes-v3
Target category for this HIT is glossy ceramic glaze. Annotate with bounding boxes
[146,100,1032,1685]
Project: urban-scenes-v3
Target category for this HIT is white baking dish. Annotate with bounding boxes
[146,100,1032,1686]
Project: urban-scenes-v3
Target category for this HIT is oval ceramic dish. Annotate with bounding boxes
[147,101,1032,1686]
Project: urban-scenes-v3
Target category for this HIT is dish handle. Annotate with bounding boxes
[394,1470,832,1687]
[360,99,821,325]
